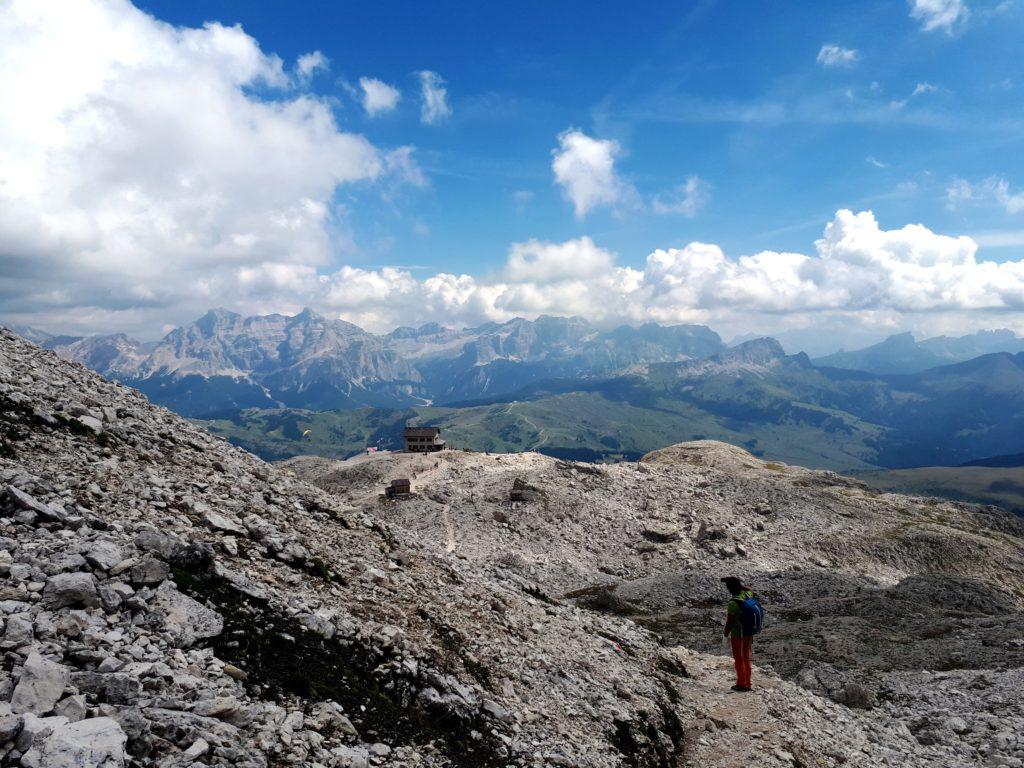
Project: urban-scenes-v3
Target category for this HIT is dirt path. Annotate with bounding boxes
[520,412,548,448]
[505,402,549,448]
[675,650,816,768]
[440,504,456,553]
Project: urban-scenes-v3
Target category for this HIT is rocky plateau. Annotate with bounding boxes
[0,327,1022,767]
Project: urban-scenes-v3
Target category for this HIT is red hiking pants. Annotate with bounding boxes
[730,636,753,688]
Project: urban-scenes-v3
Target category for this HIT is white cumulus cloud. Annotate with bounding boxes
[222,211,1024,343]
[359,77,400,117]
[0,0,423,335]
[10,194,1024,344]
[504,237,616,283]
[816,44,859,67]
[296,50,329,82]
[910,0,969,33]
[417,70,451,125]
[551,129,628,219]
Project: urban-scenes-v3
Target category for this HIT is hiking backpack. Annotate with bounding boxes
[738,594,764,636]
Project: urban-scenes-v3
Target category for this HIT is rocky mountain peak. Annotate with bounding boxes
[385,322,454,342]
[722,336,787,364]
[53,333,148,379]
[194,307,243,336]
[815,327,1024,375]
[531,314,592,333]
[284,307,358,334]
[880,331,918,347]
[417,321,445,333]
[5,325,54,345]
[981,328,1018,340]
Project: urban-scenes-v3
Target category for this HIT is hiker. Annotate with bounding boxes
[722,576,764,692]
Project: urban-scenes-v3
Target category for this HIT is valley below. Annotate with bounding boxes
[26,310,1024,521]
[855,465,1024,516]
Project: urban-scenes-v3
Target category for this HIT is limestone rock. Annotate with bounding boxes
[149,582,223,648]
[0,712,22,742]
[84,541,123,572]
[641,524,682,543]
[53,696,87,723]
[11,653,70,716]
[200,508,247,536]
[191,696,239,719]
[128,555,168,586]
[42,573,99,609]
[4,486,65,523]
[182,737,209,759]
[23,717,127,768]
[3,614,35,647]
[16,714,69,753]
[71,672,142,706]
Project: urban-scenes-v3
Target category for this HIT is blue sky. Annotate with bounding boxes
[1,0,1024,351]
[136,0,1024,269]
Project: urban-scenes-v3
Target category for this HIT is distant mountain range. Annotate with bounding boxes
[13,311,1024,474]
[814,329,1024,374]
[16,309,725,416]
[641,340,1024,468]
[200,336,1024,472]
